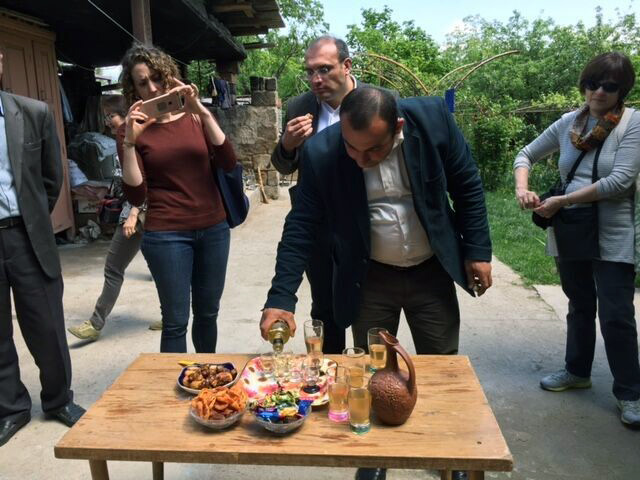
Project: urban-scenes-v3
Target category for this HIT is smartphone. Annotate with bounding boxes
[140,91,184,118]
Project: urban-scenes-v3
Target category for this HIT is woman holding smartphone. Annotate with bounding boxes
[117,44,237,353]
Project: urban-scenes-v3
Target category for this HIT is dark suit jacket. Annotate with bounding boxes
[0,91,63,278]
[265,96,492,328]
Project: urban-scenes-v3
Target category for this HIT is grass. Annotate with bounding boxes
[485,189,560,286]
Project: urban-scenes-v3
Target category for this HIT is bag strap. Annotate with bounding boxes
[615,107,634,145]
[563,150,588,190]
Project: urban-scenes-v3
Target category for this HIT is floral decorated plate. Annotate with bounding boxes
[240,356,336,406]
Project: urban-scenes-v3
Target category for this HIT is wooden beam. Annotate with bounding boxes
[130,0,152,45]
[228,27,270,35]
[243,42,276,50]
[212,4,255,17]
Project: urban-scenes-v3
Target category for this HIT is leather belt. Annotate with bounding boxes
[0,216,23,229]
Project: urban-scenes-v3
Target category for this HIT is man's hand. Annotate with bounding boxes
[464,260,492,297]
[281,114,314,153]
[515,187,540,210]
[260,308,296,341]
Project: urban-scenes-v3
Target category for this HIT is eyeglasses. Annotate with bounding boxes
[583,79,620,93]
[305,65,335,79]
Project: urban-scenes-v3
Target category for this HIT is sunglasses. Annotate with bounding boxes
[583,79,620,93]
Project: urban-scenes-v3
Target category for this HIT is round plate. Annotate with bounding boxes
[177,362,239,395]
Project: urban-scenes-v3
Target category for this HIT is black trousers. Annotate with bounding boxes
[352,256,460,355]
[305,228,345,354]
[557,258,640,401]
[0,224,73,420]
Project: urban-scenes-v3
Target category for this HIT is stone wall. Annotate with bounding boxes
[209,78,282,199]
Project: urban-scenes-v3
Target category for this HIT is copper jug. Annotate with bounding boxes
[369,331,417,425]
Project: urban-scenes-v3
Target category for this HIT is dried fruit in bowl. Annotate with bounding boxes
[191,384,247,420]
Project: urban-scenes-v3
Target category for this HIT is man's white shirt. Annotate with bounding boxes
[363,130,433,267]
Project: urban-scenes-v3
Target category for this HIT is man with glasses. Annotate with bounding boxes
[0,49,85,447]
[270,36,362,356]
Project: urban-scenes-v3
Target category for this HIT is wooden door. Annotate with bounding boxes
[32,40,74,235]
[0,31,38,97]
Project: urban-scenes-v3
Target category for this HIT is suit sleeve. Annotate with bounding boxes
[270,99,300,175]
[40,104,62,212]
[440,100,492,261]
[264,145,325,312]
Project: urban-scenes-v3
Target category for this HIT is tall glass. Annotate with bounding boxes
[304,319,324,353]
[342,347,366,387]
[302,351,323,393]
[348,385,371,434]
[367,327,388,372]
[327,365,349,422]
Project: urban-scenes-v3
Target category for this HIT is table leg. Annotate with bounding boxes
[89,460,109,480]
[152,461,164,480]
[468,472,484,480]
[440,471,452,480]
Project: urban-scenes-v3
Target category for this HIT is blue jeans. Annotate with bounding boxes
[141,221,230,353]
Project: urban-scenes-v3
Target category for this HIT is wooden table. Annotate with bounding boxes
[55,354,513,480]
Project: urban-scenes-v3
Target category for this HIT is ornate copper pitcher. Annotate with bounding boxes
[369,331,417,425]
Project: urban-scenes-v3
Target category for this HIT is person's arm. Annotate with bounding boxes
[513,116,564,209]
[122,206,140,239]
[260,144,325,337]
[534,113,640,218]
[116,123,148,207]
[40,104,63,212]
[270,99,313,175]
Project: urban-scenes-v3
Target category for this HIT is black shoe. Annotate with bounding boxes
[452,471,468,480]
[47,402,86,427]
[0,412,31,447]
[355,468,386,480]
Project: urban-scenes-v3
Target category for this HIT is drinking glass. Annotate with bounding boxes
[260,352,275,379]
[304,319,324,353]
[348,384,371,434]
[327,365,349,422]
[342,347,366,387]
[367,327,388,372]
[302,351,324,393]
[274,350,292,383]
[289,353,306,383]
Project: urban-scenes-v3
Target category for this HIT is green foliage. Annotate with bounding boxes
[485,190,559,285]
[345,7,449,94]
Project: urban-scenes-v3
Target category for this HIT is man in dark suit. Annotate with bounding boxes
[262,86,491,480]
[270,36,359,354]
[0,49,84,447]
[262,85,492,352]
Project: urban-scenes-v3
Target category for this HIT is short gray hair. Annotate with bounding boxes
[306,36,350,62]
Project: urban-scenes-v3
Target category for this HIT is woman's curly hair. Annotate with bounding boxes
[119,43,180,106]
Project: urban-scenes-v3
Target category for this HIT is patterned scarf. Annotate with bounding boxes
[570,104,624,151]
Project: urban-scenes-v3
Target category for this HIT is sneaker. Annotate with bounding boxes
[67,321,100,341]
[617,399,640,427]
[540,369,591,392]
[148,320,163,331]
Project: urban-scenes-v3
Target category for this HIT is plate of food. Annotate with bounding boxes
[178,362,238,395]
[240,357,336,407]
[250,388,313,434]
[190,384,248,430]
